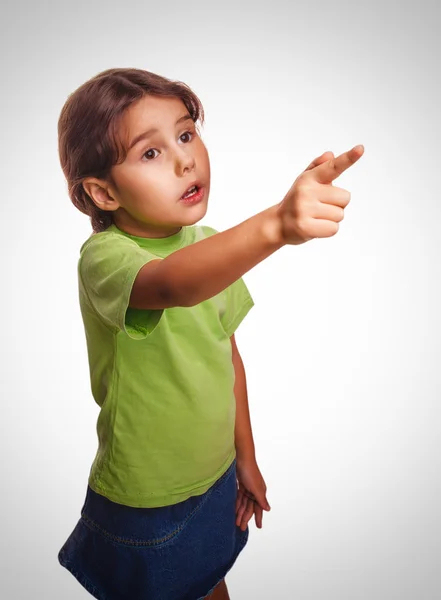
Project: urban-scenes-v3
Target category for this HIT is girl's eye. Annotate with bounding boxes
[142,148,159,161]
[141,130,195,161]
[180,130,194,143]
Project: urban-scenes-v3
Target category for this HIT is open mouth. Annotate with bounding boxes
[181,184,199,199]
[180,184,204,205]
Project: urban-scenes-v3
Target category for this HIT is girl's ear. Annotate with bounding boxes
[82,178,120,212]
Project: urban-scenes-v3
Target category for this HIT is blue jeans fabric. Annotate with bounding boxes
[58,458,248,599]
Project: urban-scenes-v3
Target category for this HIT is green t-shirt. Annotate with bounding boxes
[77,222,254,508]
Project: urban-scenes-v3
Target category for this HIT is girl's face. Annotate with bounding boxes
[85,94,211,238]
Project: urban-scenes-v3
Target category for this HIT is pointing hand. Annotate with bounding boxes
[276,145,364,245]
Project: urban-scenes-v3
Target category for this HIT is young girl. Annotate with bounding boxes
[57,67,363,600]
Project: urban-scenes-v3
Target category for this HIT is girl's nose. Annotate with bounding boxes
[174,146,195,174]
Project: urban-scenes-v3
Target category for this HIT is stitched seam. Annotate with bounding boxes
[59,556,102,598]
[81,485,213,547]
[223,296,254,336]
[81,459,235,547]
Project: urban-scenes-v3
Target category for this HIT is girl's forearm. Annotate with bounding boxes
[182,204,283,306]
[132,203,284,309]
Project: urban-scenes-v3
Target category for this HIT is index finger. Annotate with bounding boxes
[309,144,364,184]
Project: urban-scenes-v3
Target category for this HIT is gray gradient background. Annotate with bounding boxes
[1,0,440,598]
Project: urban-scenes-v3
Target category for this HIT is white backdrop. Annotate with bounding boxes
[1,0,440,598]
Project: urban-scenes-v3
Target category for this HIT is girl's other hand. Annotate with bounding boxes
[235,456,270,531]
[276,145,364,245]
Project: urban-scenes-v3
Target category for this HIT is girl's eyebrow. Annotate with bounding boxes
[128,114,194,151]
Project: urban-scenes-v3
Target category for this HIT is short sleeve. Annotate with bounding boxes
[221,276,255,337]
[78,233,164,340]
[202,225,255,337]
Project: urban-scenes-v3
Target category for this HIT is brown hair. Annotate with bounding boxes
[58,68,205,233]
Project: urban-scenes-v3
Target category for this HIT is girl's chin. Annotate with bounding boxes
[180,201,208,221]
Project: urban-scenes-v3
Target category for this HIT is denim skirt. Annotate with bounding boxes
[58,458,248,600]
